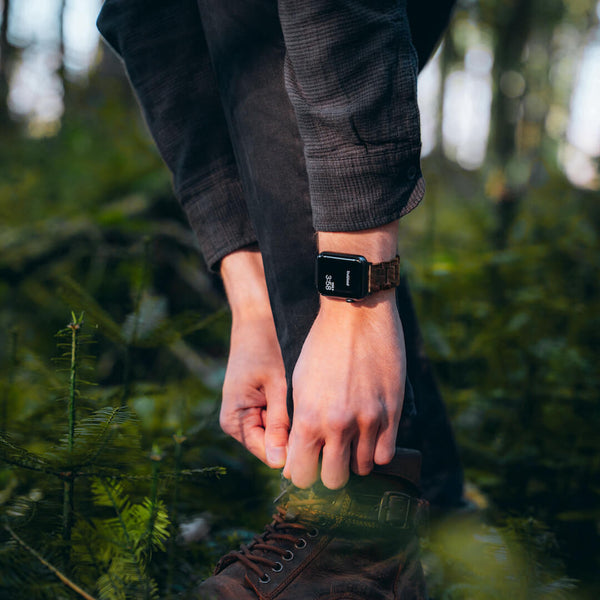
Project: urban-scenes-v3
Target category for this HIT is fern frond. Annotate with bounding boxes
[91,479,147,580]
[91,478,131,513]
[96,572,127,600]
[131,498,170,556]
[51,407,140,471]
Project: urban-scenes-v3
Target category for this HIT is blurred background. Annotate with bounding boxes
[0,0,599,599]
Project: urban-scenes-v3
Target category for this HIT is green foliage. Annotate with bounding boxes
[403,160,600,597]
[0,305,262,599]
[72,477,169,600]
[1,2,599,597]
[0,82,275,591]
[423,514,578,600]
[0,315,165,599]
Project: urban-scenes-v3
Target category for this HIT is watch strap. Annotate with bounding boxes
[368,255,401,294]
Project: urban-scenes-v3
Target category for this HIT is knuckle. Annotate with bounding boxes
[218,411,236,437]
[325,413,352,435]
[268,377,288,398]
[219,420,234,437]
[218,411,228,431]
[293,419,316,440]
[267,422,289,435]
[357,408,380,430]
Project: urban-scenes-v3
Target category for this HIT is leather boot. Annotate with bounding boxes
[196,449,429,600]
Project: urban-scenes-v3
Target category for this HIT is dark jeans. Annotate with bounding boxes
[98,0,463,507]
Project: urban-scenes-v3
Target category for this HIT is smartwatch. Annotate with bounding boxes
[316,252,401,301]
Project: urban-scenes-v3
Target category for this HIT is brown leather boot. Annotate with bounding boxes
[196,449,429,600]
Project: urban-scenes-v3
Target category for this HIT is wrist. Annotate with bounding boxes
[220,247,273,322]
[317,220,399,263]
[319,287,396,313]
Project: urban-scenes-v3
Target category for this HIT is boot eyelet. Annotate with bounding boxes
[283,550,294,561]
[259,574,271,584]
[307,527,319,538]
[294,538,307,549]
[271,562,283,573]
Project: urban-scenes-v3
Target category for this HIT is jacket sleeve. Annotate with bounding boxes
[97,0,257,271]
[277,0,424,231]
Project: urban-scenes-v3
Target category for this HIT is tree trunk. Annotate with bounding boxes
[488,0,534,257]
[58,0,66,80]
[0,0,12,122]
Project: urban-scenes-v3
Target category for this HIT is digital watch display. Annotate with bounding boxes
[316,252,401,301]
[316,252,370,300]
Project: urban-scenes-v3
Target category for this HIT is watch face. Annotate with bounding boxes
[316,252,369,299]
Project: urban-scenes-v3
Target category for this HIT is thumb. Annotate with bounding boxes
[264,379,290,468]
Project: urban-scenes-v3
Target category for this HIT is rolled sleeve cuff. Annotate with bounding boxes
[308,150,425,231]
[178,167,258,272]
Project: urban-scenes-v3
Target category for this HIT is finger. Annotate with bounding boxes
[374,387,403,465]
[222,400,268,464]
[351,426,378,476]
[373,419,398,466]
[284,427,321,488]
[264,380,290,468]
[350,405,381,475]
[321,439,351,490]
[240,415,268,464]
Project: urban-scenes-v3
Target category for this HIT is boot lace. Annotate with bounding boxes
[218,505,320,584]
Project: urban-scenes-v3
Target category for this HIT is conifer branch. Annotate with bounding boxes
[63,312,84,562]
[0,433,57,475]
[4,523,98,600]
[67,311,84,453]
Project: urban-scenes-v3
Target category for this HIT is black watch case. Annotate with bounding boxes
[316,252,369,300]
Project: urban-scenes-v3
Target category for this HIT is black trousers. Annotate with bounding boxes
[98,0,463,507]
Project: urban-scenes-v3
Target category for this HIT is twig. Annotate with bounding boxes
[4,523,98,600]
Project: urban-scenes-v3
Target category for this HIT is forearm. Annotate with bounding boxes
[97,0,257,272]
[278,0,423,231]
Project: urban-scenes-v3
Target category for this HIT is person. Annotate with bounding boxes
[97,1,462,597]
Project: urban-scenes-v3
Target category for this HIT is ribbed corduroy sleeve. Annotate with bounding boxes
[278,0,424,231]
[97,0,257,271]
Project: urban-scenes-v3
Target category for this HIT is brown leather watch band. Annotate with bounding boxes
[367,255,401,294]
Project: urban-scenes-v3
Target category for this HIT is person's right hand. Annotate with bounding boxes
[219,248,289,468]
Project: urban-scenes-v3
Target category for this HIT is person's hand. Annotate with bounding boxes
[219,248,289,468]
[283,290,405,489]
[220,311,289,467]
